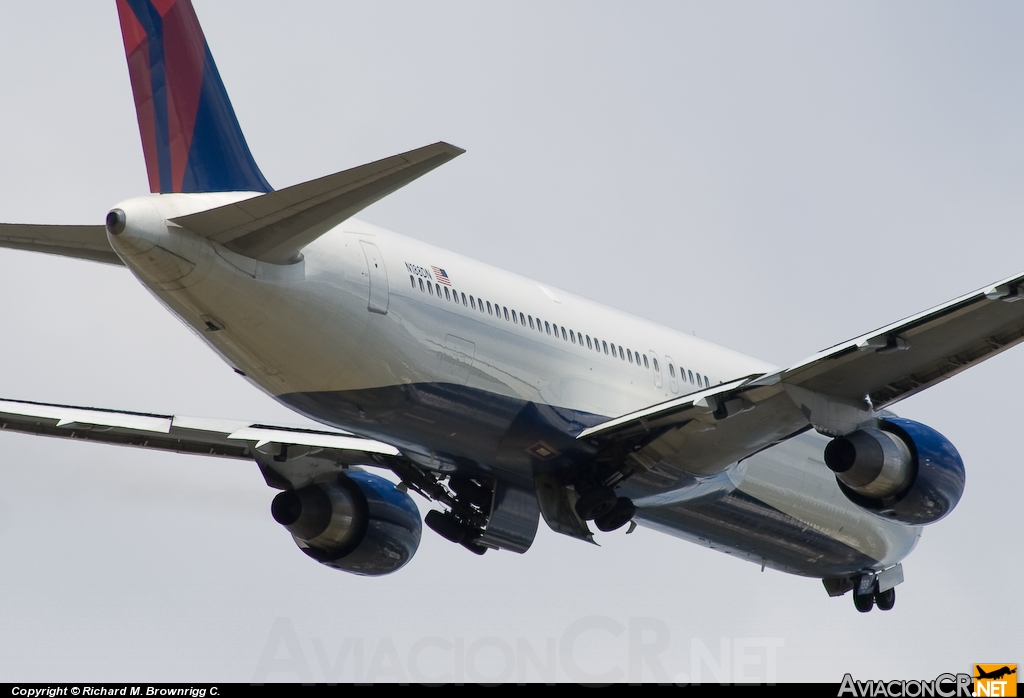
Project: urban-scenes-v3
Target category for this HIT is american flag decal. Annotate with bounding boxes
[432,266,452,286]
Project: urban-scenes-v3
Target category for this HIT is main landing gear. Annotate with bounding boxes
[422,475,494,555]
[424,509,489,555]
[853,577,896,613]
[574,486,636,532]
[823,565,903,613]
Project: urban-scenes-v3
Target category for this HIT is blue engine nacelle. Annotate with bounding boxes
[270,471,422,576]
[823,418,965,525]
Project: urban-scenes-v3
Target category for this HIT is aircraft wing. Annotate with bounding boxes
[579,270,1024,481]
[0,223,122,266]
[0,398,407,491]
[760,270,1024,410]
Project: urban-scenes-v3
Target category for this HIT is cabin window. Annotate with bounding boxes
[561,327,567,341]
[610,343,616,356]
[586,336,592,350]
[512,310,518,324]
[529,316,535,329]
[545,321,551,335]
[418,279,424,292]
[602,341,608,354]
[444,287,450,300]
[643,355,649,368]
[520,312,526,325]
[696,373,702,385]
[688,370,694,383]
[570,330,576,344]
[410,275,415,288]
[470,296,476,310]
[619,346,624,360]
[481,301,487,314]
[503,307,509,321]
[705,375,710,388]
[627,350,632,364]
[669,364,676,378]
[653,358,660,372]
[428,282,433,295]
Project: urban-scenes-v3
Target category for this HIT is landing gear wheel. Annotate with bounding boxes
[575,487,618,520]
[460,536,488,556]
[875,587,895,611]
[594,497,636,532]
[424,510,468,544]
[853,590,875,613]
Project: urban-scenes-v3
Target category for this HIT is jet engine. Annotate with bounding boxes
[271,471,422,576]
[823,418,965,525]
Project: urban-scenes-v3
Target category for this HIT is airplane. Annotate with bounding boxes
[0,0,1017,615]
[975,666,1016,681]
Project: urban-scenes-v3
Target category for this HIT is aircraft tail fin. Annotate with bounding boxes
[115,0,272,194]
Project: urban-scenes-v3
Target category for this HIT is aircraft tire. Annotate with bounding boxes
[853,591,875,613]
[875,587,896,611]
[424,509,468,544]
[595,498,637,532]
[575,487,618,520]
[461,536,488,555]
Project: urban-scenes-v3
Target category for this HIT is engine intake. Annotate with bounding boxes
[824,418,965,525]
[272,471,422,576]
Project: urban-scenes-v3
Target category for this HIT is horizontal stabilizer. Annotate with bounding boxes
[0,224,123,266]
[171,142,465,264]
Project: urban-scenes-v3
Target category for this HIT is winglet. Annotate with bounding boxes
[116,0,272,194]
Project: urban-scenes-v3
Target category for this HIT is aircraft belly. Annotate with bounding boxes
[628,432,920,577]
[277,382,607,484]
[632,491,883,577]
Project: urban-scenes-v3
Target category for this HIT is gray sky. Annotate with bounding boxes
[0,0,1021,683]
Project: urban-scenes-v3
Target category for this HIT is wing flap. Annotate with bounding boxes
[0,224,123,266]
[776,270,1024,409]
[577,376,756,440]
[170,142,465,264]
[576,377,809,484]
[0,398,398,471]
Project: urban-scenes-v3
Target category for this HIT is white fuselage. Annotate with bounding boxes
[107,192,920,579]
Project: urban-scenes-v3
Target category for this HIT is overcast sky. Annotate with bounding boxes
[1,0,1022,684]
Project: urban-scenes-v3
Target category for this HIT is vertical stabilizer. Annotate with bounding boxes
[116,0,272,193]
